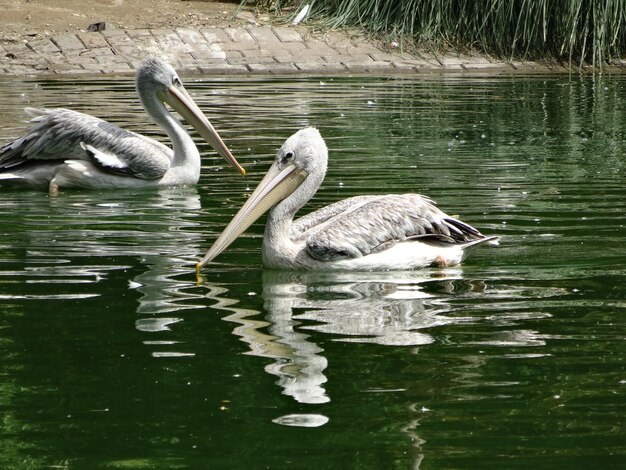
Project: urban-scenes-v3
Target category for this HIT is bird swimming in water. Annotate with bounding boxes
[0,56,245,194]
[197,127,498,272]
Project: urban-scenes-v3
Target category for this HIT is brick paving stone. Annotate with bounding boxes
[294,62,347,73]
[192,57,229,66]
[0,58,35,69]
[274,41,306,53]
[28,38,60,54]
[3,42,35,59]
[77,32,109,49]
[190,48,227,61]
[96,54,133,64]
[204,43,227,59]
[197,63,249,74]
[218,40,260,51]
[463,62,510,70]
[105,63,134,73]
[323,31,354,48]
[3,64,44,74]
[101,28,128,39]
[79,61,106,72]
[78,47,115,59]
[63,49,90,57]
[133,37,161,54]
[438,56,466,66]
[224,28,255,43]
[134,44,163,57]
[114,44,147,59]
[337,53,374,62]
[272,53,300,64]
[272,27,303,43]
[175,54,198,67]
[221,50,245,60]
[47,63,87,73]
[345,43,382,54]
[248,62,298,74]
[302,41,340,57]
[160,44,191,55]
[266,63,299,74]
[246,63,271,73]
[45,54,79,64]
[0,22,561,76]
[292,54,327,64]
[176,28,207,45]
[246,26,280,44]
[126,29,153,39]
[185,42,214,57]
[52,34,85,51]
[104,34,132,48]
[369,52,404,62]
[228,55,275,65]
[153,29,183,44]
[294,45,333,58]
[240,48,274,58]
[391,60,422,70]
[416,53,444,66]
[200,27,232,44]
[341,61,391,73]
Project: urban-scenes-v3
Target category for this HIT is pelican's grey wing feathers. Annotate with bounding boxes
[293,195,378,237]
[0,108,172,180]
[304,194,486,261]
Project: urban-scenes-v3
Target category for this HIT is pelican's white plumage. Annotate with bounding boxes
[0,57,245,193]
[197,127,498,272]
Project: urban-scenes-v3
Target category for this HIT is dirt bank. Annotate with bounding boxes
[0,0,248,40]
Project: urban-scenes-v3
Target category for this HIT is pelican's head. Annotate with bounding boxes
[136,57,245,175]
[275,127,328,174]
[196,127,328,271]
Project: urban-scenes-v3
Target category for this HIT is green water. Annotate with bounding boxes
[0,73,625,469]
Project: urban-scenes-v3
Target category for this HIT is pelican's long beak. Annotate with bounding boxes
[163,85,246,175]
[196,161,307,271]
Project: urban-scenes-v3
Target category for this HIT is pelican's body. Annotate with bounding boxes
[198,128,498,272]
[0,57,244,193]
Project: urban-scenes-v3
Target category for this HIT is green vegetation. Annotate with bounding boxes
[248,0,626,67]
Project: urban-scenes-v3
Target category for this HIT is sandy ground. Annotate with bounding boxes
[0,0,251,40]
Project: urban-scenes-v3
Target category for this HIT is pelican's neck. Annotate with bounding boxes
[265,200,297,252]
[140,88,200,169]
[263,175,320,267]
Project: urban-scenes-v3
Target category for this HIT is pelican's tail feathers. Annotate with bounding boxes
[462,235,500,249]
[0,172,23,181]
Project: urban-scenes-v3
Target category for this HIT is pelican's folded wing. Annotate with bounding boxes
[0,108,171,180]
[293,195,378,237]
[304,194,485,261]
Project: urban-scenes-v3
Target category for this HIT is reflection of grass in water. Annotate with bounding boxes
[256,0,626,66]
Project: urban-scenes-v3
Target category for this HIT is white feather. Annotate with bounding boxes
[292,4,310,25]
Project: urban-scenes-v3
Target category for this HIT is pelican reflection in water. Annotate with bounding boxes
[0,57,245,194]
[197,127,498,271]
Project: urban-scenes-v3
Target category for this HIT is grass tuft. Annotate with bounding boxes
[247,0,626,67]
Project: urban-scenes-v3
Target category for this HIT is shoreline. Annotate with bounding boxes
[1,0,625,78]
[3,23,618,78]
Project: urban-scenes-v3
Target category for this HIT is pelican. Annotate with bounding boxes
[197,127,498,272]
[0,56,245,194]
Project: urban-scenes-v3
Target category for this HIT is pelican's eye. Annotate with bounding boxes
[173,76,182,87]
[285,151,295,161]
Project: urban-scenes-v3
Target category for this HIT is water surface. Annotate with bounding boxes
[0,73,624,469]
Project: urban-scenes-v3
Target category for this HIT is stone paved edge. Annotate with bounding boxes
[1,25,623,77]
